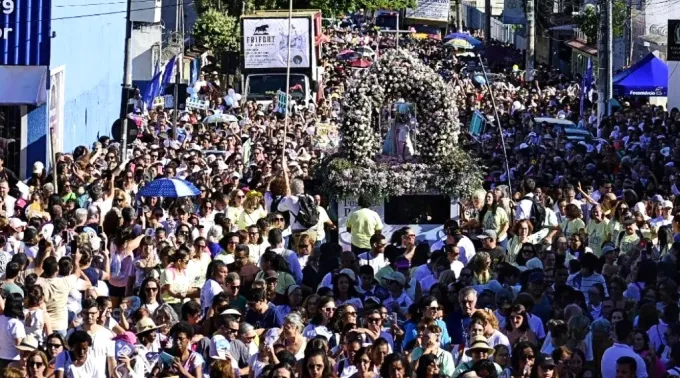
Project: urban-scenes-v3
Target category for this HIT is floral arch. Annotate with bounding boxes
[316,49,484,200]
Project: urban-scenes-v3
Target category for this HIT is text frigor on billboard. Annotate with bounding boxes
[1,0,15,39]
[242,18,311,69]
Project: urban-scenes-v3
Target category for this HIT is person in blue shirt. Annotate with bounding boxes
[244,287,283,334]
[402,296,451,350]
[446,286,478,345]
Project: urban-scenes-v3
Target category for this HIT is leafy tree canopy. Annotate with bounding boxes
[192,9,240,53]
[574,0,627,44]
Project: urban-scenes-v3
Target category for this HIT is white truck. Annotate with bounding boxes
[240,10,325,108]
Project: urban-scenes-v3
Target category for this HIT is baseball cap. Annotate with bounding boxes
[264,270,278,281]
[9,218,26,230]
[477,229,497,241]
[663,200,674,209]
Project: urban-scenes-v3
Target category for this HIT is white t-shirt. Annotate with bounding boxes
[358,252,389,273]
[315,206,331,242]
[278,195,305,231]
[24,308,46,344]
[0,315,26,360]
[67,326,115,366]
[56,349,106,378]
[201,279,224,314]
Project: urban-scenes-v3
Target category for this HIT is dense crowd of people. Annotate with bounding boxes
[0,13,677,378]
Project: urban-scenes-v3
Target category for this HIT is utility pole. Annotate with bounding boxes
[172,0,184,140]
[525,0,535,82]
[598,0,613,120]
[627,0,633,66]
[484,0,491,44]
[120,0,133,159]
[456,0,463,31]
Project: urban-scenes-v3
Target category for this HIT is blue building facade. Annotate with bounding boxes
[26,0,127,177]
[0,0,126,177]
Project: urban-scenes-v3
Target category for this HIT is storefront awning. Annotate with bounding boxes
[0,66,47,106]
[565,39,597,56]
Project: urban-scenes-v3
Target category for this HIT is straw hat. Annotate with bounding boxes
[135,317,162,335]
[465,335,494,356]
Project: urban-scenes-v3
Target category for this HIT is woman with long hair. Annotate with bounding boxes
[566,234,590,260]
[238,191,266,231]
[23,285,51,345]
[25,350,49,378]
[200,260,227,316]
[477,191,510,249]
[632,329,665,377]
[0,294,26,369]
[332,270,362,309]
[256,250,296,298]
[469,252,492,285]
[415,353,443,378]
[503,304,537,346]
[302,297,335,341]
[508,220,537,263]
[347,347,377,378]
[379,353,412,378]
[109,226,144,307]
[161,250,199,316]
[472,309,510,348]
[560,204,585,239]
[43,332,64,374]
[302,348,335,378]
[139,276,163,314]
[301,294,321,323]
[227,189,246,223]
[529,354,557,378]
[504,341,537,378]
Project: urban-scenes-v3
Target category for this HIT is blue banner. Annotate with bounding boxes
[161,56,176,87]
[580,57,593,117]
[1,0,52,65]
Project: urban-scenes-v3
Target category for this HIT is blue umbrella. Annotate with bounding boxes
[442,32,482,46]
[138,178,200,198]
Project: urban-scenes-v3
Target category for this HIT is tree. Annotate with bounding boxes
[192,9,240,53]
[574,0,627,44]
[308,0,416,19]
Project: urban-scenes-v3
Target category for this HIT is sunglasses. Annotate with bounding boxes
[46,343,63,349]
[28,361,44,368]
[368,317,382,323]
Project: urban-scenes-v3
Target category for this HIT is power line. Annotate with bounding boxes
[54,0,159,8]
[4,1,194,22]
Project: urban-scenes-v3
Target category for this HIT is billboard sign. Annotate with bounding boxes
[243,17,311,69]
[405,0,450,23]
[668,20,680,61]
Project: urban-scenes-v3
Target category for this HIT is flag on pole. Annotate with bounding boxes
[580,57,593,118]
[143,56,177,110]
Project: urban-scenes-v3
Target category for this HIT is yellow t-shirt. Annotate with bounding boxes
[346,208,384,249]
[480,207,510,242]
[607,220,622,243]
[560,218,586,238]
[238,208,267,230]
[226,206,243,223]
[586,219,610,256]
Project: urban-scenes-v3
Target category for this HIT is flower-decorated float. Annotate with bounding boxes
[315,48,485,246]
[316,48,484,201]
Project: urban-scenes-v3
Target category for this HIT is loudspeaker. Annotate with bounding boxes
[111,118,139,143]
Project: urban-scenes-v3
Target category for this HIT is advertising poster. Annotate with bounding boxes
[405,0,450,22]
[49,66,65,154]
[243,18,311,69]
[313,123,339,149]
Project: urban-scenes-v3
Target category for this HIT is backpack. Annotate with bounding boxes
[296,195,320,229]
[523,196,546,230]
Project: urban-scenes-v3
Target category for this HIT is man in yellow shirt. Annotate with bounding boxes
[346,196,383,255]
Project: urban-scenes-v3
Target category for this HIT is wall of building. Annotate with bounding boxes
[132,23,163,82]
[25,0,127,173]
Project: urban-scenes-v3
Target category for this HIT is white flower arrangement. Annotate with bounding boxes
[317,49,483,199]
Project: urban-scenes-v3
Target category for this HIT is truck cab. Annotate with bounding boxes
[244,73,313,108]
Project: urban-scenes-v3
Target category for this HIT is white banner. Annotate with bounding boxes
[49,66,65,154]
[405,0,450,22]
[503,0,526,24]
[243,17,311,69]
